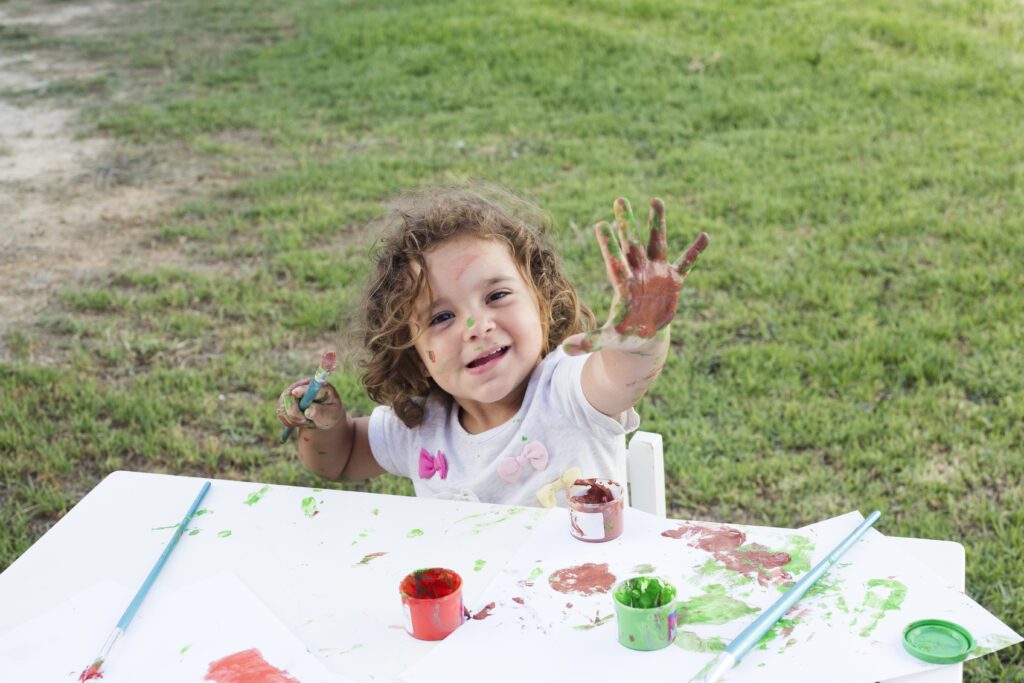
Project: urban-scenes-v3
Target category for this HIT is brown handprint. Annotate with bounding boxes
[564,197,709,355]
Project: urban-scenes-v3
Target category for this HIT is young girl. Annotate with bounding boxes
[276,187,708,507]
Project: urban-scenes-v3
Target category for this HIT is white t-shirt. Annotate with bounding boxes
[368,348,640,507]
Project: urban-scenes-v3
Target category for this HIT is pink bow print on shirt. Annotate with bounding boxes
[497,441,549,483]
[418,449,448,480]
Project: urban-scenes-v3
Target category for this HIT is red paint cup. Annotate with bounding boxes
[399,568,465,640]
[567,478,624,542]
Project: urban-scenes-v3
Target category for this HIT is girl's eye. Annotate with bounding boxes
[488,290,511,303]
[429,312,454,326]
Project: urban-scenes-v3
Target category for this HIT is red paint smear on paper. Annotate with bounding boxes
[661,523,746,551]
[512,596,525,605]
[714,543,792,587]
[473,602,497,620]
[79,661,104,681]
[204,648,300,683]
[662,523,792,586]
[548,563,616,596]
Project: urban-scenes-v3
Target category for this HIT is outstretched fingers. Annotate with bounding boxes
[594,221,631,294]
[646,198,668,262]
[672,232,710,276]
[613,197,647,271]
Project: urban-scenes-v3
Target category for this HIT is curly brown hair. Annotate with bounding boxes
[361,186,595,428]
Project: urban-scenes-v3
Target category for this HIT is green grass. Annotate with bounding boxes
[1,0,1022,678]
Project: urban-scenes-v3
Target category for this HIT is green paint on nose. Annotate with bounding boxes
[467,317,475,328]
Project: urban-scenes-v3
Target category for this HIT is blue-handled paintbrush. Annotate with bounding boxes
[78,481,211,681]
[702,510,882,683]
[278,350,338,444]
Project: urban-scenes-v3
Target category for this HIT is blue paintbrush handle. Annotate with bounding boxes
[115,481,211,631]
[703,511,882,683]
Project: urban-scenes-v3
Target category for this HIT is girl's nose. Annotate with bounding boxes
[464,313,495,340]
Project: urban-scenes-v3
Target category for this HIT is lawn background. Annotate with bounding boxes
[0,0,1021,678]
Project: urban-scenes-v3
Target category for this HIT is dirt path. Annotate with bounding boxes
[0,1,202,357]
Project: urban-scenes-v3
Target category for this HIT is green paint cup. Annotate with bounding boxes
[612,576,678,651]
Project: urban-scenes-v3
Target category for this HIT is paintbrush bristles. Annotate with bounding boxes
[319,350,337,373]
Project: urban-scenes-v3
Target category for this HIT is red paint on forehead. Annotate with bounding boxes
[204,648,300,683]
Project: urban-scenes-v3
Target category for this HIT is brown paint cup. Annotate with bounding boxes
[399,568,465,640]
[567,478,624,542]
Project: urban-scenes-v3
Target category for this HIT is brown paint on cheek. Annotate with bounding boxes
[428,350,436,363]
[547,563,616,596]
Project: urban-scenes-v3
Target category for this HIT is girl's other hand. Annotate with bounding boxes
[564,197,709,355]
[275,379,342,430]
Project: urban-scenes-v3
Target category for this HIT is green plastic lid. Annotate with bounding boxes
[903,619,975,664]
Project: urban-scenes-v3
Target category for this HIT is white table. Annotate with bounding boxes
[0,472,964,682]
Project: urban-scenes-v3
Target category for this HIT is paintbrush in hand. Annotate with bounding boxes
[278,350,338,444]
[79,481,211,681]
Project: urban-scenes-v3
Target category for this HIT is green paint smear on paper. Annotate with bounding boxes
[351,527,373,545]
[407,528,424,537]
[244,485,270,506]
[151,523,179,531]
[857,578,907,637]
[678,584,758,625]
[573,613,615,630]
[188,529,200,536]
[180,644,191,654]
[525,566,544,583]
[194,508,211,517]
[757,616,800,650]
[779,535,814,574]
[301,496,319,518]
[632,563,656,574]
[970,634,1018,657]
[694,558,754,587]
[372,508,380,516]
[474,559,487,572]
[451,507,533,534]
[217,530,232,537]
[675,631,727,653]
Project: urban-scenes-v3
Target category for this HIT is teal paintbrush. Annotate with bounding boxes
[703,511,882,683]
[79,481,211,681]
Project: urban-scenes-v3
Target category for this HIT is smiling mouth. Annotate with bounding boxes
[467,346,509,368]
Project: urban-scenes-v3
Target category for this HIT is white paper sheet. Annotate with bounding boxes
[401,510,1021,683]
[0,572,350,682]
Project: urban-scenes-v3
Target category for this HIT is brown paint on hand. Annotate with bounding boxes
[548,563,616,596]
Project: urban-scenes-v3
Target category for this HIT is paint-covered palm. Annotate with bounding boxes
[563,197,709,355]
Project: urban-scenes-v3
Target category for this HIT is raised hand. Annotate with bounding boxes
[275,378,343,431]
[563,197,709,355]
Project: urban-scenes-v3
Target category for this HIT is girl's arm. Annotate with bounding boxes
[277,382,385,480]
[564,197,709,418]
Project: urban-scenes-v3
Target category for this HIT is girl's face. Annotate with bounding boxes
[411,235,544,423]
